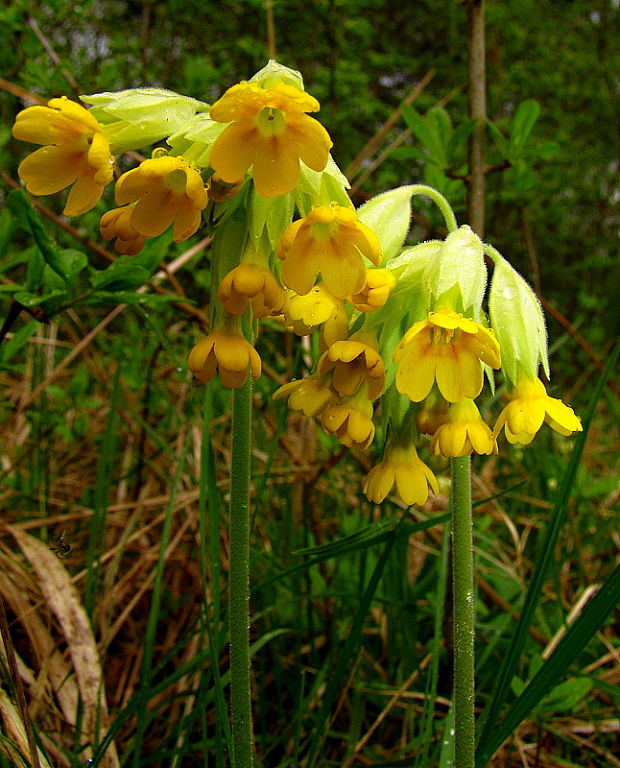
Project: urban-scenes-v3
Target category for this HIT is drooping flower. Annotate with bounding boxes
[430,398,496,457]
[284,284,348,345]
[493,375,582,445]
[277,203,382,298]
[394,308,501,403]
[321,391,375,449]
[273,375,334,418]
[188,329,261,388]
[350,268,396,313]
[317,334,385,401]
[218,264,287,318]
[12,96,114,216]
[114,155,207,242]
[100,204,146,255]
[363,443,438,506]
[209,81,332,198]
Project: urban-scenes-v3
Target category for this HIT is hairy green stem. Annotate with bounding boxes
[451,456,475,768]
[408,184,459,233]
[229,377,254,768]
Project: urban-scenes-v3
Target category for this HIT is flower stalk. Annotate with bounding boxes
[451,455,476,768]
[229,377,254,768]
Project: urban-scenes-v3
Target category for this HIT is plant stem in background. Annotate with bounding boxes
[229,378,254,768]
[451,456,475,768]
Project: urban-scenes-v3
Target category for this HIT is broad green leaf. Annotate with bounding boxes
[509,99,541,154]
[90,264,151,291]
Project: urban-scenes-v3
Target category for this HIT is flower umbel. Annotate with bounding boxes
[114,155,207,242]
[12,96,114,216]
[430,398,496,457]
[394,308,501,403]
[493,376,582,445]
[188,330,261,388]
[209,81,332,198]
[277,203,382,298]
[363,443,438,506]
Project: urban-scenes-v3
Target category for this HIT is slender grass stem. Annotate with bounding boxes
[229,377,254,768]
[451,456,475,768]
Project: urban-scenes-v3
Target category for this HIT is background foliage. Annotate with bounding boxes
[0,1,618,767]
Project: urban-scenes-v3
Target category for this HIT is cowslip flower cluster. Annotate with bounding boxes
[12,60,581,510]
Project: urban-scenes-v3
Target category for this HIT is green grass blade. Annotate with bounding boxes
[84,361,121,617]
[130,442,187,768]
[478,562,620,763]
[476,340,619,764]
[255,514,450,593]
[305,518,403,767]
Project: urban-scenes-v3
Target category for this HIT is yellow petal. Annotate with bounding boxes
[209,122,257,183]
[252,136,300,197]
[131,189,175,237]
[18,146,80,194]
[64,173,103,216]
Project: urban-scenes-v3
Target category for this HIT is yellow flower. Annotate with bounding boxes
[114,155,207,242]
[209,81,332,198]
[277,203,382,298]
[284,284,348,346]
[317,334,385,401]
[363,444,439,506]
[321,392,375,449]
[218,264,287,318]
[350,268,396,313]
[188,330,261,388]
[394,308,501,403]
[273,376,334,418]
[12,96,114,216]
[493,376,582,445]
[430,398,496,457]
[99,204,146,255]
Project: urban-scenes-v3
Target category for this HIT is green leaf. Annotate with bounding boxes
[401,104,446,165]
[13,289,68,308]
[535,677,593,715]
[509,99,541,154]
[0,318,39,365]
[6,189,70,282]
[486,119,510,159]
[0,206,15,257]
[446,118,479,159]
[90,264,151,291]
[83,290,186,306]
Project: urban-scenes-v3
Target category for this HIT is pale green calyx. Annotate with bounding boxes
[387,240,441,287]
[357,186,414,261]
[487,249,550,388]
[81,88,208,152]
[424,225,487,317]
[166,113,227,167]
[250,59,304,91]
